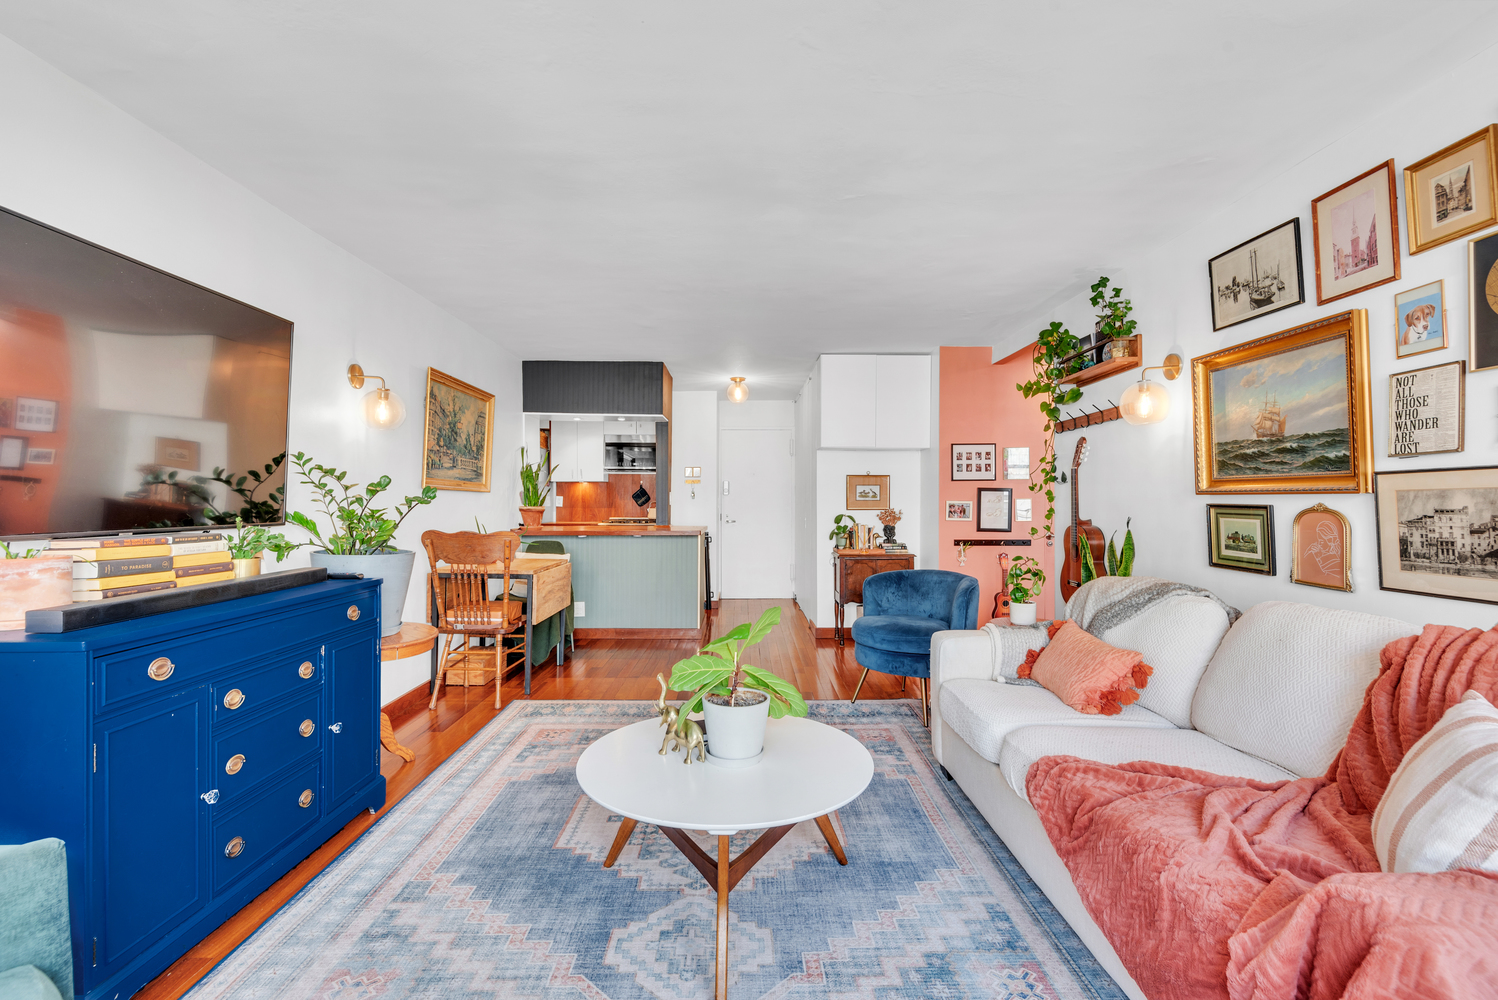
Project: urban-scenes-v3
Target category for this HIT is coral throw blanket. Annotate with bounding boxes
[1028,624,1498,1000]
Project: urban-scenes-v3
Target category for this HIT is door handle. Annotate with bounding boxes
[722,480,729,495]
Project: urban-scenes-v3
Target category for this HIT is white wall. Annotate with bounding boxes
[669,388,719,534]
[1002,45,1498,630]
[814,449,924,627]
[919,350,941,571]
[0,34,524,698]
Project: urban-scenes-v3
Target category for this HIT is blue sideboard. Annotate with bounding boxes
[0,578,386,1000]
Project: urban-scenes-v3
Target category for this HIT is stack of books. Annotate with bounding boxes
[54,532,235,602]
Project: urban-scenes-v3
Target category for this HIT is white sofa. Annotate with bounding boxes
[929,579,1419,1000]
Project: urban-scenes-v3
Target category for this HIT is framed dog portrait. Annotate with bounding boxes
[1405,125,1498,255]
[951,443,996,481]
[1207,504,1275,575]
[1311,160,1400,305]
[1393,281,1447,359]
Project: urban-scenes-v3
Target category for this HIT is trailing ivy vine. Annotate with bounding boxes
[1016,321,1086,543]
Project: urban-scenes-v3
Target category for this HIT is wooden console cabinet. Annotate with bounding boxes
[832,549,915,645]
[0,578,386,1000]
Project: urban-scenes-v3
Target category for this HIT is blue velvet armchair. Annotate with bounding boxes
[849,569,979,726]
[0,839,74,1000]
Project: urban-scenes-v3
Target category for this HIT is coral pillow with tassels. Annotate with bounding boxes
[1017,620,1153,715]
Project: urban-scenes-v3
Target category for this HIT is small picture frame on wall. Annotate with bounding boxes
[1311,160,1400,305]
[1208,218,1305,331]
[976,487,1012,532]
[945,500,973,521]
[1291,503,1351,591]
[951,443,996,481]
[1389,361,1463,458]
[0,436,26,471]
[846,474,890,510]
[25,447,54,465]
[1002,447,1030,480]
[1471,230,1498,372]
[154,437,201,471]
[1206,504,1275,575]
[13,397,57,434]
[0,398,11,428]
[1374,465,1498,605]
[1404,124,1498,255]
[1393,280,1448,358]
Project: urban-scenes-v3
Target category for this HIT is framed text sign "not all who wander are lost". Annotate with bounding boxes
[1389,361,1464,458]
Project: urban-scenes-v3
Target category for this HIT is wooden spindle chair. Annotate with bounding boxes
[421,530,526,710]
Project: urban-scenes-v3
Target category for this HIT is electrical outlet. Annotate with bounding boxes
[573,601,585,617]
[554,495,563,507]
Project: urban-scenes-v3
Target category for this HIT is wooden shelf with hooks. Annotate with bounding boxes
[1061,335,1141,386]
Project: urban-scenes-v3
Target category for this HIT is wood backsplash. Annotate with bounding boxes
[555,473,658,523]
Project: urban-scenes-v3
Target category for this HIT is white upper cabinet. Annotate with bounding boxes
[818,354,930,449]
[548,420,579,482]
[577,420,606,481]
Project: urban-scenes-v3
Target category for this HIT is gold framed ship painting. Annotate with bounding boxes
[1191,310,1373,494]
[422,367,494,492]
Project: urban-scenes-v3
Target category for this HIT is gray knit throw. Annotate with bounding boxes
[1072,579,1241,638]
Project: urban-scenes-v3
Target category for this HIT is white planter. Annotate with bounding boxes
[703,691,770,767]
[1009,602,1038,626]
[309,549,415,637]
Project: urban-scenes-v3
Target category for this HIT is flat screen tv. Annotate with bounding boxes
[0,206,292,540]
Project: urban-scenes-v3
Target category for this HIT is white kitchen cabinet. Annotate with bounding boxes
[549,420,607,481]
[549,421,579,482]
[818,354,930,449]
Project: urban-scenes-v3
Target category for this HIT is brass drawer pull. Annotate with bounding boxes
[147,657,175,681]
[299,661,315,679]
[299,719,315,738]
[347,605,360,621]
[298,789,314,808]
[225,753,246,775]
[223,689,245,710]
[224,836,245,858]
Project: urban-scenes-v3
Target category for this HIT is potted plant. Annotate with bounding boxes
[0,541,74,631]
[1091,276,1137,361]
[828,514,857,549]
[518,448,553,529]
[666,606,808,765]
[285,452,437,637]
[226,516,299,579]
[1006,556,1046,626]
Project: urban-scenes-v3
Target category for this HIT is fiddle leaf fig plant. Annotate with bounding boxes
[285,451,437,555]
[667,606,809,719]
[1007,556,1046,606]
[828,513,857,544]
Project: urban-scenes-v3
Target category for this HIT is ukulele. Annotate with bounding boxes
[1060,436,1107,601]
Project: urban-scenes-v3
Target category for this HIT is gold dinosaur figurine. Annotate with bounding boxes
[655,673,707,764]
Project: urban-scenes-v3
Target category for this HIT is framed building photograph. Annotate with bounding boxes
[1405,125,1497,255]
[1471,230,1498,372]
[154,437,201,471]
[1374,465,1498,605]
[945,500,973,521]
[976,487,1012,532]
[846,474,890,510]
[1389,361,1463,458]
[1291,503,1351,591]
[14,397,57,433]
[1207,504,1275,575]
[1191,310,1374,494]
[951,443,996,481]
[1208,218,1305,331]
[1311,160,1400,305]
[1394,280,1448,358]
[422,367,494,492]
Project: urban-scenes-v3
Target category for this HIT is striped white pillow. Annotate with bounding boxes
[1373,690,1498,874]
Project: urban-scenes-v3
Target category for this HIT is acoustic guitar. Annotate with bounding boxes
[1060,436,1107,601]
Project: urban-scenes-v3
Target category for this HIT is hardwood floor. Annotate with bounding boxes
[136,598,910,1000]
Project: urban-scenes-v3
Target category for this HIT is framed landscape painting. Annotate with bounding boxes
[1208,219,1304,331]
[1405,125,1498,255]
[1311,160,1400,305]
[1191,310,1373,494]
[422,368,494,492]
[1206,504,1275,575]
[1374,465,1498,605]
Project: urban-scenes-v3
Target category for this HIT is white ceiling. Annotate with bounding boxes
[3,2,1496,398]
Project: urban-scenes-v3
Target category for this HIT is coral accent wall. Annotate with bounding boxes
[939,346,1053,625]
[0,310,70,536]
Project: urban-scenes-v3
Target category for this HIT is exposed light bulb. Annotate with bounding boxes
[361,386,407,429]
[727,376,749,403]
[1119,378,1169,425]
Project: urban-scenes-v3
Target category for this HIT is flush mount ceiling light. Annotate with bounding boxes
[1119,353,1183,425]
[726,376,749,403]
[347,364,406,429]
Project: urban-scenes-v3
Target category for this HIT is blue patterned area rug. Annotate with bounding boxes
[186,701,1124,1000]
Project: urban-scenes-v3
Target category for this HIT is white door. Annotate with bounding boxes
[719,428,795,598]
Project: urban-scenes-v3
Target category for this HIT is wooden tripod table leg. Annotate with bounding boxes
[814,813,848,865]
[379,712,416,762]
[602,817,638,869]
[716,834,731,1000]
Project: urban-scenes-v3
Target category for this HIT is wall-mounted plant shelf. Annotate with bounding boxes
[1061,334,1141,386]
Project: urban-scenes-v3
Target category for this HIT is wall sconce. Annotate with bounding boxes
[726,377,749,403]
[1119,353,1182,426]
[347,364,407,429]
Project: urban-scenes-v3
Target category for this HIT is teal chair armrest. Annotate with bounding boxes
[0,839,73,1000]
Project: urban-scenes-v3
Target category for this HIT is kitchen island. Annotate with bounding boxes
[519,524,706,636]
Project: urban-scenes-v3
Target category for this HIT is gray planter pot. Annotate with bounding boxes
[309,549,416,637]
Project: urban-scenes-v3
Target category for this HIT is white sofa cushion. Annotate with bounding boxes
[998,723,1297,802]
[1098,595,1229,727]
[1190,601,1418,778]
[939,678,1174,764]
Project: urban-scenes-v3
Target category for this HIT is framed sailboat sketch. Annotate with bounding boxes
[1208,219,1305,331]
[1191,310,1374,494]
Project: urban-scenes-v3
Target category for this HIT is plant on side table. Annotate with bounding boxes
[286,451,437,637]
[518,448,555,528]
[666,605,808,765]
[0,541,74,631]
[1006,556,1046,626]
[227,515,299,579]
[828,514,857,549]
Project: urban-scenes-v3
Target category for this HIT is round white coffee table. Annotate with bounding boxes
[576,715,873,999]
